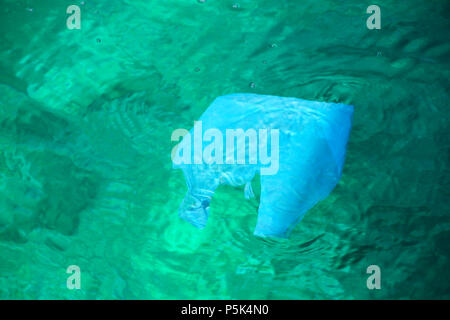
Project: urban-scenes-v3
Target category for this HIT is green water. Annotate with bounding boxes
[0,0,449,299]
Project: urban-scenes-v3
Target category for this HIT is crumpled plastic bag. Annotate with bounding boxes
[172,93,353,238]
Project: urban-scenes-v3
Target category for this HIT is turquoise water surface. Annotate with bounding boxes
[0,0,449,299]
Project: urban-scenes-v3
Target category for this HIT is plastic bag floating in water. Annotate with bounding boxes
[172,93,353,238]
